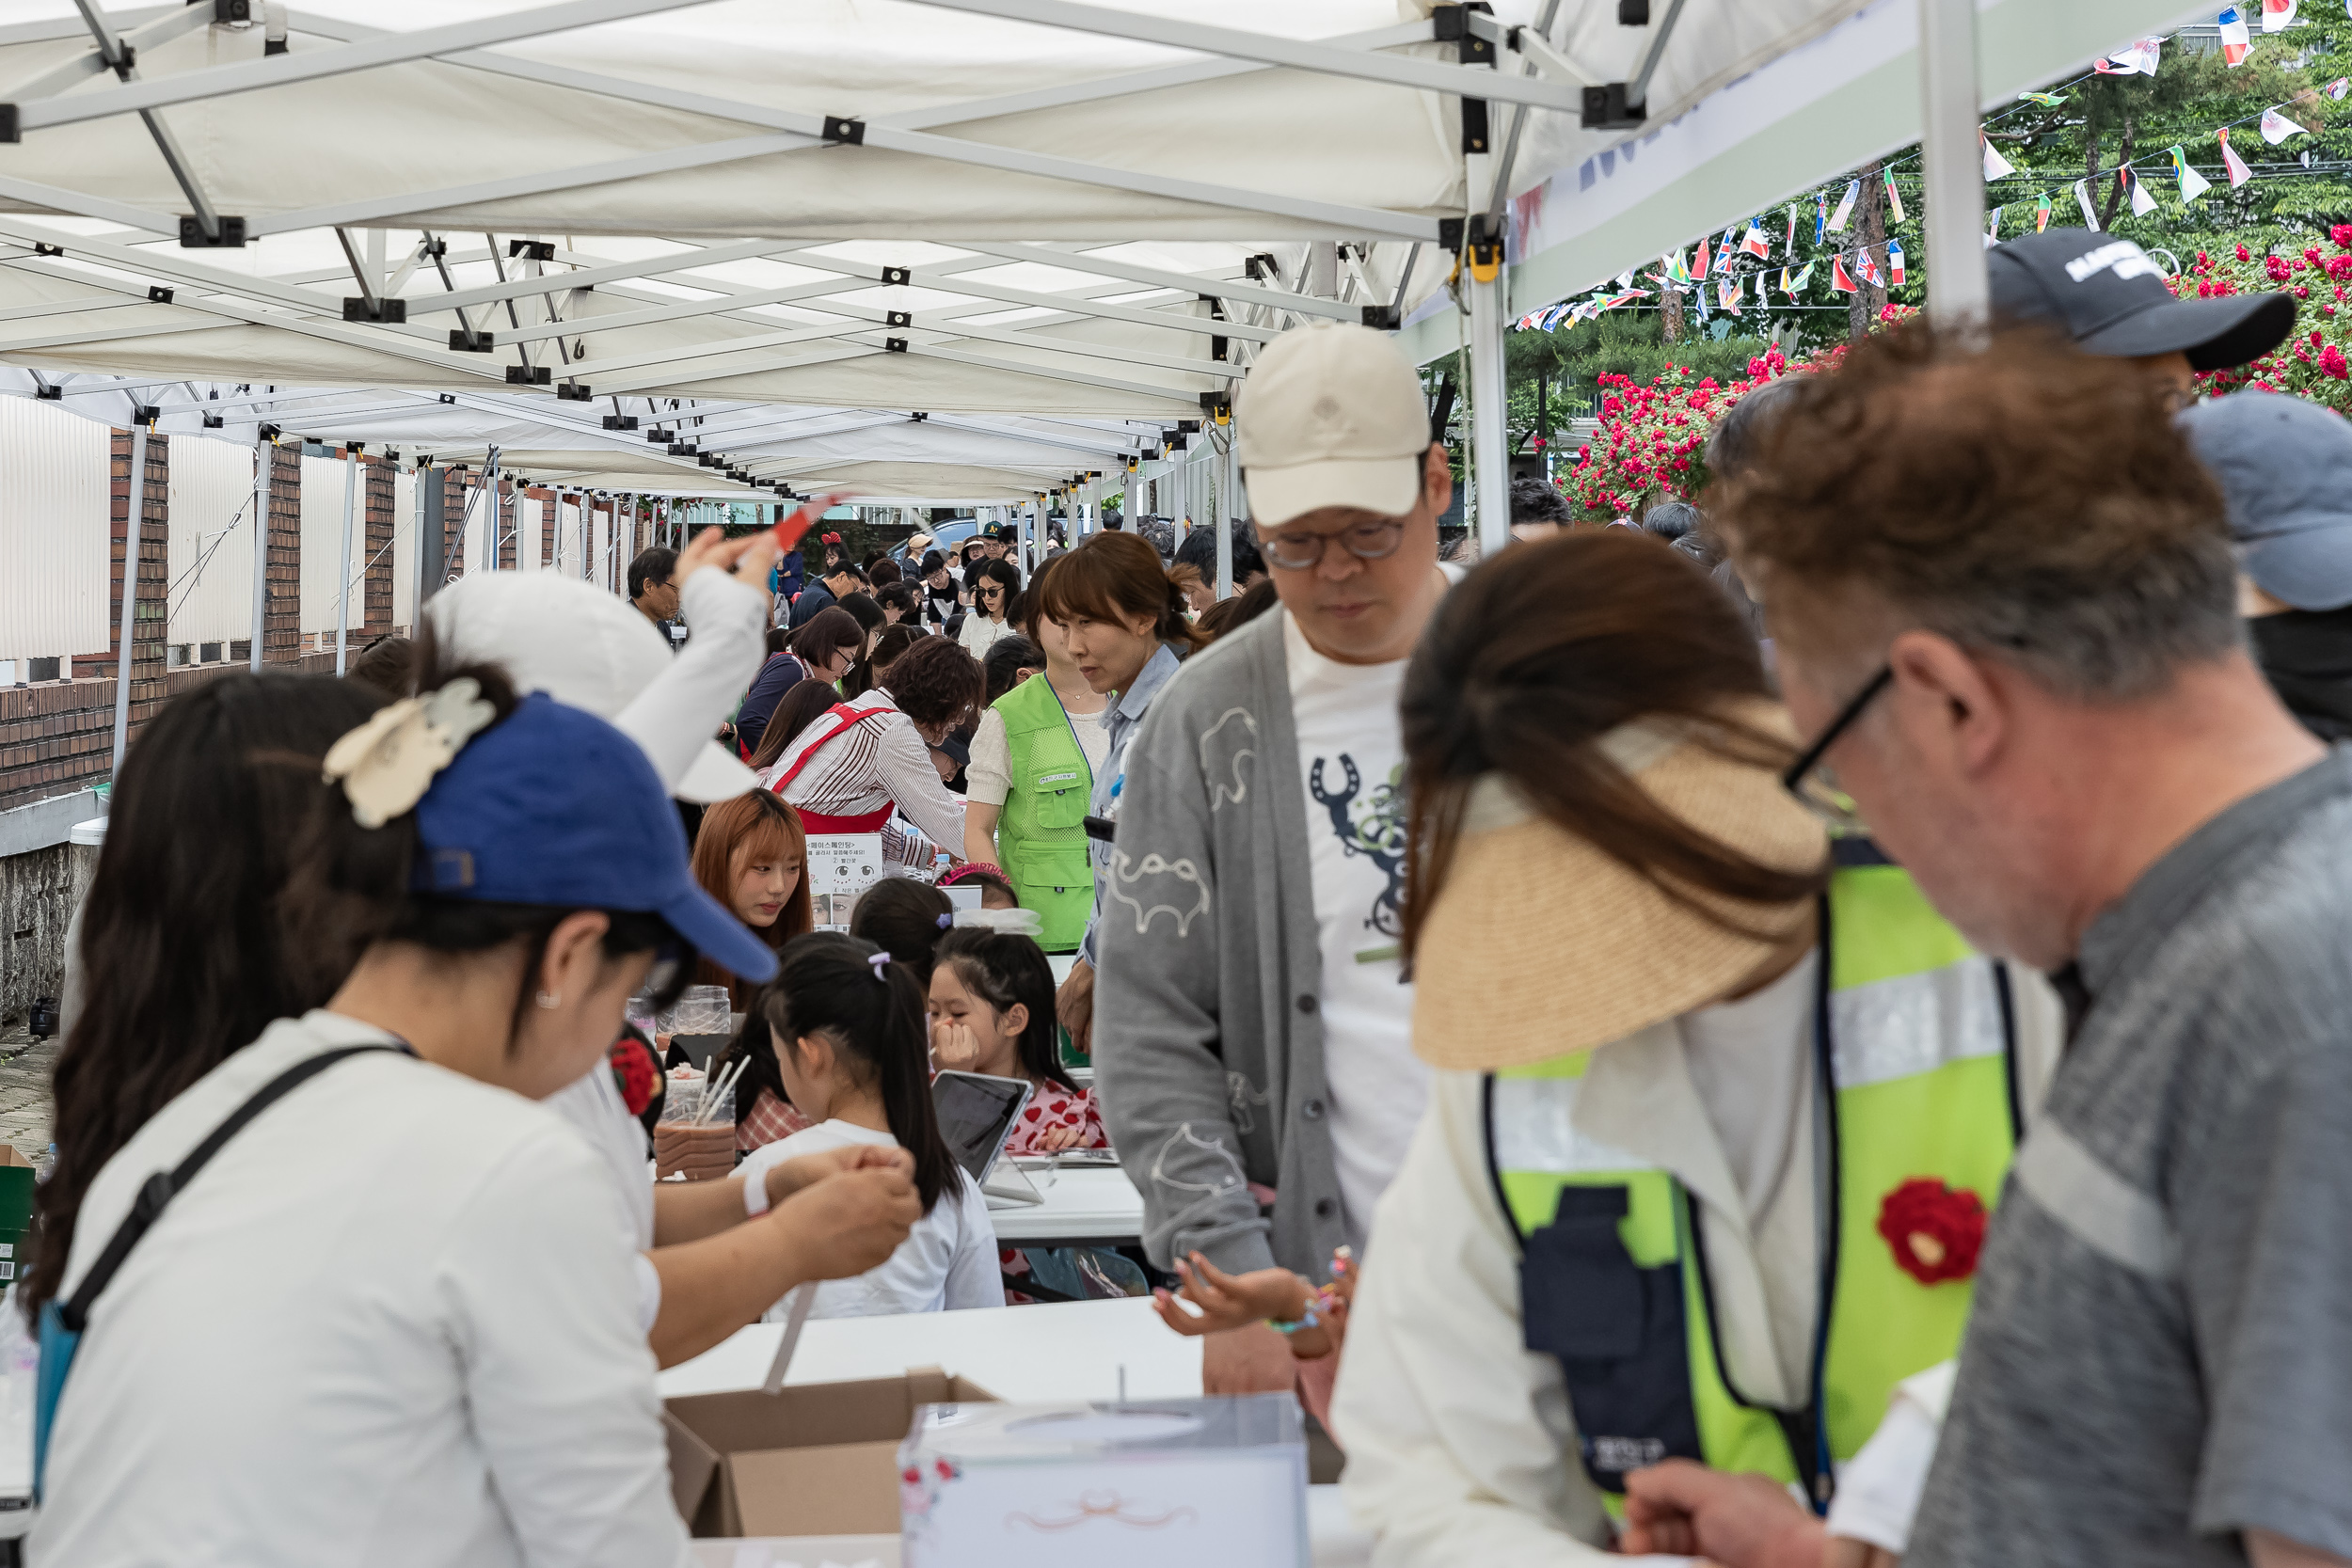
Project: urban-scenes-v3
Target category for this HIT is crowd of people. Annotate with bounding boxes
[22,225,2352,1568]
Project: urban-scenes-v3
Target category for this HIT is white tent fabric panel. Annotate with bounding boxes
[593,502,615,591]
[514,493,543,573]
[392,467,419,630]
[1402,0,2210,357]
[0,396,108,663]
[297,452,358,640]
[164,434,255,649]
[551,498,579,577]
[460,479,493,577]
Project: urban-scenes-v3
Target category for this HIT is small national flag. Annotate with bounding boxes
[2035,192,2053,231]
[1718,277,1741,316]
[2262,0,2296,33]
[1780,264,1793,296]
[2129,167,2159,215]
[2219,126,2253,187]
[1831,254,1858,293]
[1790,261,1814,293]
[1883,166,1906,223]
[2262,106,2306,143]
[2017,90,2068,107]
[1887,239,1906,286]
[2331,77,2350,100]
[2170,144,2212,199]
[1694,283,1709,323]
[2219,6,2252,64]
[1814,193,1828,245]
[2074,179,2103,230]
[1692,235,1711,281]
[1983,136,2018,181]
[1828,179,1860,232]
[1985,206,2004,246]
[1858,248,1883,287]
[1786,205,1799,252]
[1741,223,1771,259]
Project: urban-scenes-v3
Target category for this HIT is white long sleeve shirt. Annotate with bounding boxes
[766,689,964,865]
[613,565,769,795]
[34,1011,687,1568]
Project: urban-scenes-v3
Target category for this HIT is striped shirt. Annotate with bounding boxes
[761,689,965,867]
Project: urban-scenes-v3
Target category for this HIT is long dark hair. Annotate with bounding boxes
[1399,531,1829,967]
[763,932,957,1213]
[30,673,407,1317]
[748,678,849,773]
[843,623,923,701]
[1036,531,1205,654]
[932,927,1073,1093]
[848,877,954,980]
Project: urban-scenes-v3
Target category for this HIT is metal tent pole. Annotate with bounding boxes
[1918,0,1989,325]
[580,490,592,580]
[110,422,149,775]
[335,445,357,675]
[1217,434,1236,598]
[247,434,269,671]
[1467,267,1509,556]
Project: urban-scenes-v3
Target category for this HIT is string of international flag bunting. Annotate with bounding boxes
[1520,0,2344,331]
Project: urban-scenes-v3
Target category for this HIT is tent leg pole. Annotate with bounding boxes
[1468,265,1510,556]
[248,436,269,672]
[1918,0,1988,325]
[1217,436,1236,599]
[335,448,356,676]
[111,423,149,778]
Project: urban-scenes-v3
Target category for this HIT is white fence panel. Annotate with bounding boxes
[552,499,580,577]
[166,436,256,652]
[0,400,110,664]
[392,467,418,632]
[514,494,541,573]
[299,452,359,641]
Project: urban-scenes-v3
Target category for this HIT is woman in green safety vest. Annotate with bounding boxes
[962,557,1112,953]
[1328,533,2063,1567]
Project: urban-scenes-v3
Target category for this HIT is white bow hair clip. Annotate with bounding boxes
[952,906,1044,937]
[322,677,500,828]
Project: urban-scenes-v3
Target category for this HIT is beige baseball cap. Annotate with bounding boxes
[1237,322,1432,529]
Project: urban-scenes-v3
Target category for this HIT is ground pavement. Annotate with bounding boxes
[0,1018,53,1163]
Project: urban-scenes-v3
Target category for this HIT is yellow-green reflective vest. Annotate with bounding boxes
[992,673,1095,953]
[1485,861,2019,1509]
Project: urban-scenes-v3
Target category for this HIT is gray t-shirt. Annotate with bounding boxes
[1913,749,2352,1567]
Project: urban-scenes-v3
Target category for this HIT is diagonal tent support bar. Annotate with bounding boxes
[4,0,723,134]
[1,3,209,104]
[963,244,1365,323]
[895,0,1576,115]
[0,172,174,234]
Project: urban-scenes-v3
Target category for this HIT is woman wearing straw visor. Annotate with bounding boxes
[1331,533,2063,1567]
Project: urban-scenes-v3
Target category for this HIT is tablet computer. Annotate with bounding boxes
[931,1069,1033,1186]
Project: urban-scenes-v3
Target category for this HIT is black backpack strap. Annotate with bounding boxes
[57,1044,396,1333]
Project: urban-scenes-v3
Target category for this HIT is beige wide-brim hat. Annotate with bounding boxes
[1412,705,1829,1071]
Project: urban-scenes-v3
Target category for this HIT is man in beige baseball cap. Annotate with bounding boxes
[1093,321,1459,1400]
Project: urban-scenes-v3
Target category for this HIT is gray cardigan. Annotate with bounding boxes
[1092,610,1345,1279]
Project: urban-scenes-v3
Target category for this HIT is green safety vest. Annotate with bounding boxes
[992,673,1097,952]
[1486,860,2019,1508]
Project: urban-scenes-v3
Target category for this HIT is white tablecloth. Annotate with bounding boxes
[987,1162,1145,1245]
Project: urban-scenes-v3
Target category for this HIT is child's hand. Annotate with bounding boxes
[1037,1123,1089,1153]
[1150,1253,1313,1338]
[931,1018,982,1072]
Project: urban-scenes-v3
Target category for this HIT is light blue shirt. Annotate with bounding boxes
[1080,641,1185,965]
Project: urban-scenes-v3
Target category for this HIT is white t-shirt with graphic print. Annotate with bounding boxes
[1283,610,1432,1254]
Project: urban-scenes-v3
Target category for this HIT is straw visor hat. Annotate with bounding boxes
[1412,702,1829,1071]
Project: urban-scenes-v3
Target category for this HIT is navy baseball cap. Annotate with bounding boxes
[1989,230,2294,372]
[411,692,779,982]
[2180,390,2352,612]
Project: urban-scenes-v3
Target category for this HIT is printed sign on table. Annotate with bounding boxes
[806,834,884,930]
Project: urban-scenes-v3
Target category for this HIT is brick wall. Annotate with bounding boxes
[498,480,516,570]
[264,443,303,665]
[364,457,394,634]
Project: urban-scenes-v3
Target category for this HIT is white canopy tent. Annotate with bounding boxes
[0,0,2206,544]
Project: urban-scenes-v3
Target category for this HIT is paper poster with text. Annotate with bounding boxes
[807,834,884,930]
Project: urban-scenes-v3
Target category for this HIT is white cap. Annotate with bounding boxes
[1236,322,1431,529]
[423,573,756,803]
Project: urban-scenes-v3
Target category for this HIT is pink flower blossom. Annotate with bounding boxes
[2323,344,2350,381]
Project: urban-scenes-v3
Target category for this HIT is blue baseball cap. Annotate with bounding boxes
[411,692,779,983]
[2180,390,2352,612]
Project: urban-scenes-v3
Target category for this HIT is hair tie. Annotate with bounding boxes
[935,912,954,929]
[866,951,892,982]
[322,676,496,828]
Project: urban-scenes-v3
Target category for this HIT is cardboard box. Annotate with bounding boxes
[666,1369,998,1539]
[898,1394,1309,1568]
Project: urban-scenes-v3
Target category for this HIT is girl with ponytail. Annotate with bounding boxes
[738,932,1001,1317]
[1033,530,1206,1049]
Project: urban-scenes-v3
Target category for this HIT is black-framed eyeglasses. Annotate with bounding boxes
[1780,664,1891,830]
[1261,516,1408,572]
[980,584,1005,597]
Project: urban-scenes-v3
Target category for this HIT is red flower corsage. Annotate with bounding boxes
[608,1034,660,1117]
[1875,1178,1987,1285]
